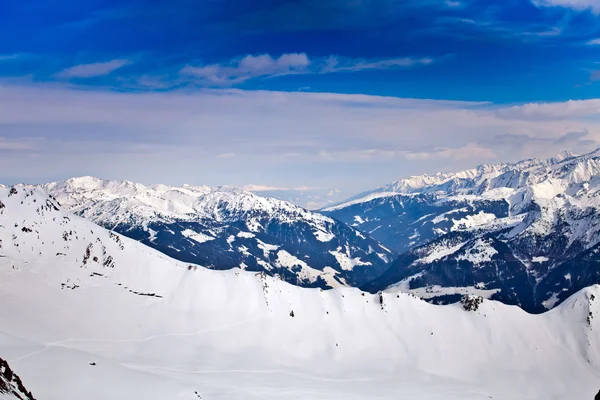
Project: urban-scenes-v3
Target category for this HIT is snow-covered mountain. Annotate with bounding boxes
[1,185,600,399]
[324,150,600,312]
[40,177,393,289]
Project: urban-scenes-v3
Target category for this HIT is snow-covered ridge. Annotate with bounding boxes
[43,176,334,225]
[325,150,581,210]
[1,185,600,400]
[325,149,600,253]
[39,177,393,289]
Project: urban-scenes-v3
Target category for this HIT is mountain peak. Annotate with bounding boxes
[549,150,578,163]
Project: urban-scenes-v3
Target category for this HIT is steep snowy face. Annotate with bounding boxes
[326,150,600,312]
[1,185,600,400]
[41,178,393,288]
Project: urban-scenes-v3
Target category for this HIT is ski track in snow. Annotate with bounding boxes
[9,316,266,363]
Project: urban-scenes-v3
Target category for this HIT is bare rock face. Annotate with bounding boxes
[0,357,36,400]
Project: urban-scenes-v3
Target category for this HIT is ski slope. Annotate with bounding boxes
[1,186,599,399]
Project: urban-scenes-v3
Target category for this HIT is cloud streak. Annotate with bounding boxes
[532,0,600,13]
[0,83,599,192]
[55,59,132,79]
[181,53,435,85]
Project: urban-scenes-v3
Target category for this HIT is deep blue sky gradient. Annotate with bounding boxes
[1,0,599,102]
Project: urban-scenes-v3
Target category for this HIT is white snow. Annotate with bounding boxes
[256,239,279,258]
[313,230,335,242]
[236,231,255,239]
[451,212,497,231]
[543,292,561,310]
[2,186,600,400]
[275,250,324,283]
[456,239,498,265]
[565,273,572,281]
[416,242,465,264]
[532,256,550,263]
[181,229,215,244]
[329,248,371,271]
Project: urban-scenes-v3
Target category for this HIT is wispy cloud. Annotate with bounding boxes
[0,136,35,151]
[0,53,27,62]
[588,38,600,45]
[55,59,132,79]
[444,1,463,7]
[180,53,435,85]
[320,55,434,73]
[532,0,600,13]
[181,53,310,85]
[400,143,497,161]
[480,130,595,157]
[0,83,599,188]
[495,99,600,120]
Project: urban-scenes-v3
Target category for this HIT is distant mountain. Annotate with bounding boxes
[324,150,600,312]
[41,177,393,289]
[244,185,344,210]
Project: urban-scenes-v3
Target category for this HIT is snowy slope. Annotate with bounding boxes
[40,177,393,289]
[1,185,600,399]
[325,150,600,311]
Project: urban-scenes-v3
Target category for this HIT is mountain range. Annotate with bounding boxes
[1,184,599,399]
[41,177,393,289]
[323,150,600,312]
[3,149,598,314]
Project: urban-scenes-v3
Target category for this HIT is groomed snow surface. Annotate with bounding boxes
[1,187,600,400]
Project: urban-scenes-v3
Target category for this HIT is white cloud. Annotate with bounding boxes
[0,83,599,192]
[400,143,497,160]
[216,152,236,158]
[320,56,433,73]
[181,53,310,84]
[495,99,600,120]
[533,0,600,13]
[588,38,600,45]
[181,53,434,85]
[55,59,132,79]
[0,137,33,151]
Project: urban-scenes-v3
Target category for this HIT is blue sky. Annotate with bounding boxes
[1,0,600,197]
